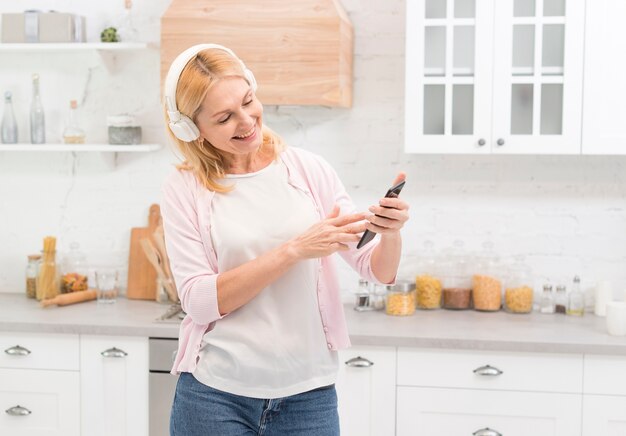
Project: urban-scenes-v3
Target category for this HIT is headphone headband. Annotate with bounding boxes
[163,43,257,142]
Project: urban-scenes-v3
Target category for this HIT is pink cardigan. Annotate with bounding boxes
[161,146,385,374]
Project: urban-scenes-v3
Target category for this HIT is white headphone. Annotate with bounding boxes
[164,43,258,142]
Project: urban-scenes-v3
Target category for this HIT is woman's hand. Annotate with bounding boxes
[287,205,368,260]
[365,173,409,236]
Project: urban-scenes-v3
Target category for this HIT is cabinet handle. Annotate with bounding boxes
[4,345,31,356]
[477,138,486,146]
[5,405,32,416]
[496,138,505,146]
[473,365,503,376]
[345,356,374,368]
[101,347,128,358]
[473,427,502,436]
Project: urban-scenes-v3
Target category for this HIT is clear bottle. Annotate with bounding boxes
[1,91,18,144]
[117,0,139,42]
[25,254,41,299]
[567,276,585,316]
[30,74,45,144]
[62,100,86,144]
[539,284,555,314]
[555,284,568,314]
[503,256,534,314]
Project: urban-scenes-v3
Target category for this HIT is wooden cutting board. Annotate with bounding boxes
[127,204,161,300]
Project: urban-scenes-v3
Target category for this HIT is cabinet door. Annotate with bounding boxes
[582,0,626,154]
[336,346,396,436]
[405,0,494,153]
[492,0,584,154]
[582,395,626,435]
[80,335,149,436]
[0,368,80,436]
[398,386,582,436]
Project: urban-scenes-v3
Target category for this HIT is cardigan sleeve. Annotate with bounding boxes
[161,170,225,325]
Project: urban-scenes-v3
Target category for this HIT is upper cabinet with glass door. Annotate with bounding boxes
[405,0,585,155]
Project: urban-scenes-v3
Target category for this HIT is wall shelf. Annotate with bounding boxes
[0,42,152,52]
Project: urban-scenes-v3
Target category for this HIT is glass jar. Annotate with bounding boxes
[441,240,472,310]
[472,241,503,312]
[567,276,584,316]
[415,241,442,309]
[554,284,568,314]
[503,256,534,314]
[539,284,555,314]
[25,254,41,299]
[61,242,89,293]
[385,280,416,316]
[107,114,142,145]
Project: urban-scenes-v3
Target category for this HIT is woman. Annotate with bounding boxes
[162,44,409,435]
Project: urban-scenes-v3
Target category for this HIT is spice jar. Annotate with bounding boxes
[472,241,503,312]
[555,284,568,314]
[441,240,472,310]
[25,254,41,299]
[415,241,442,309]
[107,114,142,145]
[503,256,534,314]
[60,242,89,293]
[385,280,416,316]
[37,236,60,301]
[539,284,555,314]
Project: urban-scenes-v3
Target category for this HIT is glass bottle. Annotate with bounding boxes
[1,91,18,144]
[25,254,41,299]
[60,242,89,293]
[567,276,585,316]
[554,284,568,314]
[503,256,534,314]
[117,0,139,42]
[62,100,86,144]
[415,240,442,309]
[539,284,555,314]
[30,74,45,144]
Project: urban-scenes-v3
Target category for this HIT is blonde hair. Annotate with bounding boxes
[164,48,285,193]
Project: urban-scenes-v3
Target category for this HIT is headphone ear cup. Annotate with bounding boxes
[244,68,258,92]
[169,114,200,142]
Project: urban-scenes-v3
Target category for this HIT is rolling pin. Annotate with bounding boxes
[40,290,97,307]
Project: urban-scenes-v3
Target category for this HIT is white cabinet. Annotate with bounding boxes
[335,346,396,436]
[582,0,626,154]
[80,335,149,436]
[398,387,581,436]
[405,0,585,154]
[582,395,626,436]
[0,332,80,436]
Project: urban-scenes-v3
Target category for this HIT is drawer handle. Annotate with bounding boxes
[473,365,503,376]
[5,405,32,416]
[4,345,31,356]
[473,427,502,436]
[101,347,128,358]
[345,356,374,368]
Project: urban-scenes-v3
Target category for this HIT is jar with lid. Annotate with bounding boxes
[25,254,41,299]
[503,256,534,314]
[385,280,416,316]
[441,240,472,310]
[554,284,568,314]
[415,240,442,309]
[60,242,89,293]
[539,284,555,314]
[107,114,142,145]
[472,241,503,312]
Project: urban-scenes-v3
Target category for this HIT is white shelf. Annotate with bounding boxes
[0,42,152,52]
[0,143,161,152]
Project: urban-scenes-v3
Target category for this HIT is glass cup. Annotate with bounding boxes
[95,268,119,303]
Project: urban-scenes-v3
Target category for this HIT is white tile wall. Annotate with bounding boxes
[1,0,626,304]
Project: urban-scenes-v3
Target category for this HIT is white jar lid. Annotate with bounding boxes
[107,114,138,127]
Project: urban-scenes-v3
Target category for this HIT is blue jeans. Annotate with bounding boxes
[170,372,340,436]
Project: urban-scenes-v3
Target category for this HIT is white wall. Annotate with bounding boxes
[1,0,626,304]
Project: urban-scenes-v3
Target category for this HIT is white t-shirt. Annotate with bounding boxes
[193,159,338,399]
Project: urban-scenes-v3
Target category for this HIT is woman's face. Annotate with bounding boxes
[194,76,263,157]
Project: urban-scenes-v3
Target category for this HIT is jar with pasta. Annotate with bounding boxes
[472,241,502,312]
[503,256,534,314]
[385,280,416,316]
[415,241,442,309]
[60,242,89,293]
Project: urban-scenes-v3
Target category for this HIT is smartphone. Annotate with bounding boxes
[356,180,406,249]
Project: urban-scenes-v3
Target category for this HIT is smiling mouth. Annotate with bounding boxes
[233,126,256,140]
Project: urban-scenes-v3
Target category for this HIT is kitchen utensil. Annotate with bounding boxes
[40,289,97,307]
[139,238,178,303]
[127,204,160,300]
[152,224,173,280]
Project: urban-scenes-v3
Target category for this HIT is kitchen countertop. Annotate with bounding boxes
[1,293,625,355]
